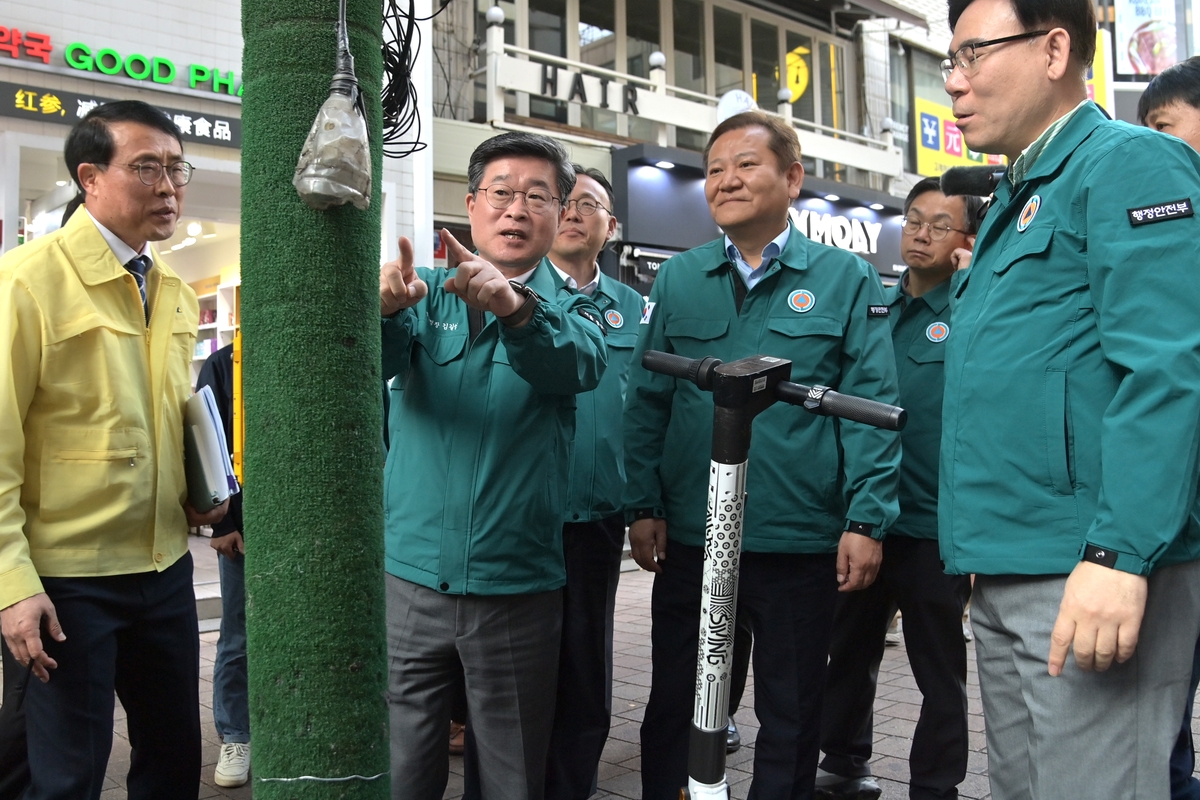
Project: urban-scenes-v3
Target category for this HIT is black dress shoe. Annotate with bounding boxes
[726,719,741,753]
[813,769,881,800]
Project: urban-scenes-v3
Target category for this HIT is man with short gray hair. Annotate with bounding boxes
[378,131,608,800]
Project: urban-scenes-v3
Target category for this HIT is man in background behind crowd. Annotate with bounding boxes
[817,179,981,800]
[543,166,645,800]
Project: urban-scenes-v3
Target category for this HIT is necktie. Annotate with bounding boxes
[124,255,150,325]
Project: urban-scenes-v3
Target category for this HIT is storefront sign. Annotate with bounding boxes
[64,42,243,96]
[915,97,1005,178]
[790,197,905,275]
[1114,0,1178,75]
[1087,29,1115,112]
[2,81,241,149]
[0,24,53,64]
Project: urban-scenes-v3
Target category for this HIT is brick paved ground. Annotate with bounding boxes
[2,560,1192,798]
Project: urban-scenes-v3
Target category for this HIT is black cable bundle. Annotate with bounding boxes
[381,0,453,159]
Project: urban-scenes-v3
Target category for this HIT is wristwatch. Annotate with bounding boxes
[499,280,540,327]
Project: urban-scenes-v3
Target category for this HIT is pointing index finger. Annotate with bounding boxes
[441,229,473,270]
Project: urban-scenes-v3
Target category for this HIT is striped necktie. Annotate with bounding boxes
[124,255,150,325]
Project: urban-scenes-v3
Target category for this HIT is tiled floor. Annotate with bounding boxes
[3,542,1196,799]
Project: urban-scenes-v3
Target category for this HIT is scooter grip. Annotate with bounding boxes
[641,350,696,380]
[775,382,906,431]
[819,389,907,431]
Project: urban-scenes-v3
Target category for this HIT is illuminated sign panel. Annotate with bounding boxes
[1,80,241,148]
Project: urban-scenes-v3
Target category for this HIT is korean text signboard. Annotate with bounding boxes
[2,81,241,149]
[914,97,1004,178]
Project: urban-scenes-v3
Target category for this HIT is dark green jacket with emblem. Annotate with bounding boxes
[555,269,646,523]
[885,277,951,540]
[382,259,607,595]
[940,102,1200,576]
[623,226,901,553]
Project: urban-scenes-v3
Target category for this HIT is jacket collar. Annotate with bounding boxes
[998,101,1106,201]
[527,257,564,298]
[884,272,951,314]
[63,206,178,286]
[700,221,809,273]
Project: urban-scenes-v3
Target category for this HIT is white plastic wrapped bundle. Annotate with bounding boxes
[293,91,372,211]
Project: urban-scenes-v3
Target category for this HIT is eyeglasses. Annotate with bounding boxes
[109,161,195,187]
[901,217,968,241]
[563,197,610,216]
[940,30,1050,81]
[477,184,559,213]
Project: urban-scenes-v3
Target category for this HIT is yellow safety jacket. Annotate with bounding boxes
[0,209,198,609]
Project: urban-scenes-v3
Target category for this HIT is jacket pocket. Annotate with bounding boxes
[415,333,468,365]
[992,225,1054,276]
[40,427,151,526]
[664,317,728,358]
[765,316,844,380]
[907,343,946,365]
[1044,369,1073,495]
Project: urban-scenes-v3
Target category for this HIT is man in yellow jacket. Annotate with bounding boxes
[0,100,226,799]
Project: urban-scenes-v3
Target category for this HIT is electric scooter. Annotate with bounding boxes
[640,350,907,800]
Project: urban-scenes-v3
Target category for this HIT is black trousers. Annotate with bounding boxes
[641,541,838,800]
[0,637,31,800]
[25,553,201,800]
[543,515,626,800]
[819,536,971,800]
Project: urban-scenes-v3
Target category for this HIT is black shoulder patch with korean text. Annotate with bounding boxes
[1127,198,1193,226]
[868,305,890,318]
[576,307,607,335]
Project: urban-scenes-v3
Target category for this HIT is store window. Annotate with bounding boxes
[580,0,618,133]
[750,20,780,107]
[627,0,661,79]
[714,6,744,96]
[786,30,815,123]
[529,0,568,122]
[674,0,706,94]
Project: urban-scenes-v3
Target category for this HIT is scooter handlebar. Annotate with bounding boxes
[775,382,907,431]
[641,351,723,391]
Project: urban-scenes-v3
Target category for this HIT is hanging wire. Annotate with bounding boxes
[382,0,454,159]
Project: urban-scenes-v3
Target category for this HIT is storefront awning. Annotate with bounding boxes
[762,0,927,30]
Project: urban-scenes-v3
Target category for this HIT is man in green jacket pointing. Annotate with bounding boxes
[941,1,1200,797]
[624,110,901,800]
[379,132,607,800]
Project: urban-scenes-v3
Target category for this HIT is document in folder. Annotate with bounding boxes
[184,385,241,513]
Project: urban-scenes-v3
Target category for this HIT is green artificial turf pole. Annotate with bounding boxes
[240,0,388,795]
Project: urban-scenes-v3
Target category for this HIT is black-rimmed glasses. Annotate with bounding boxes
[940,31,1051,81]
[109,161,195,187]
[477,184,559,213]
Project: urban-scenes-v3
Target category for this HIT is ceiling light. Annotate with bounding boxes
[55,180,67,187]
[202,233,217,239]
[182,237,197,246]
[869,203,884,211]
[186,221,203,237]
[171,243,185,251]
[655,160,675,169]
[824,194,840,202]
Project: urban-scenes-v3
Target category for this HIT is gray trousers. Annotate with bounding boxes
[386,574,562,800]
[973,559,1200,800]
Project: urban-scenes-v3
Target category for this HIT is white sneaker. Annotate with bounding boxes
[215,741,251,788]
[963,610,974,642]
[884,614,902,647]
